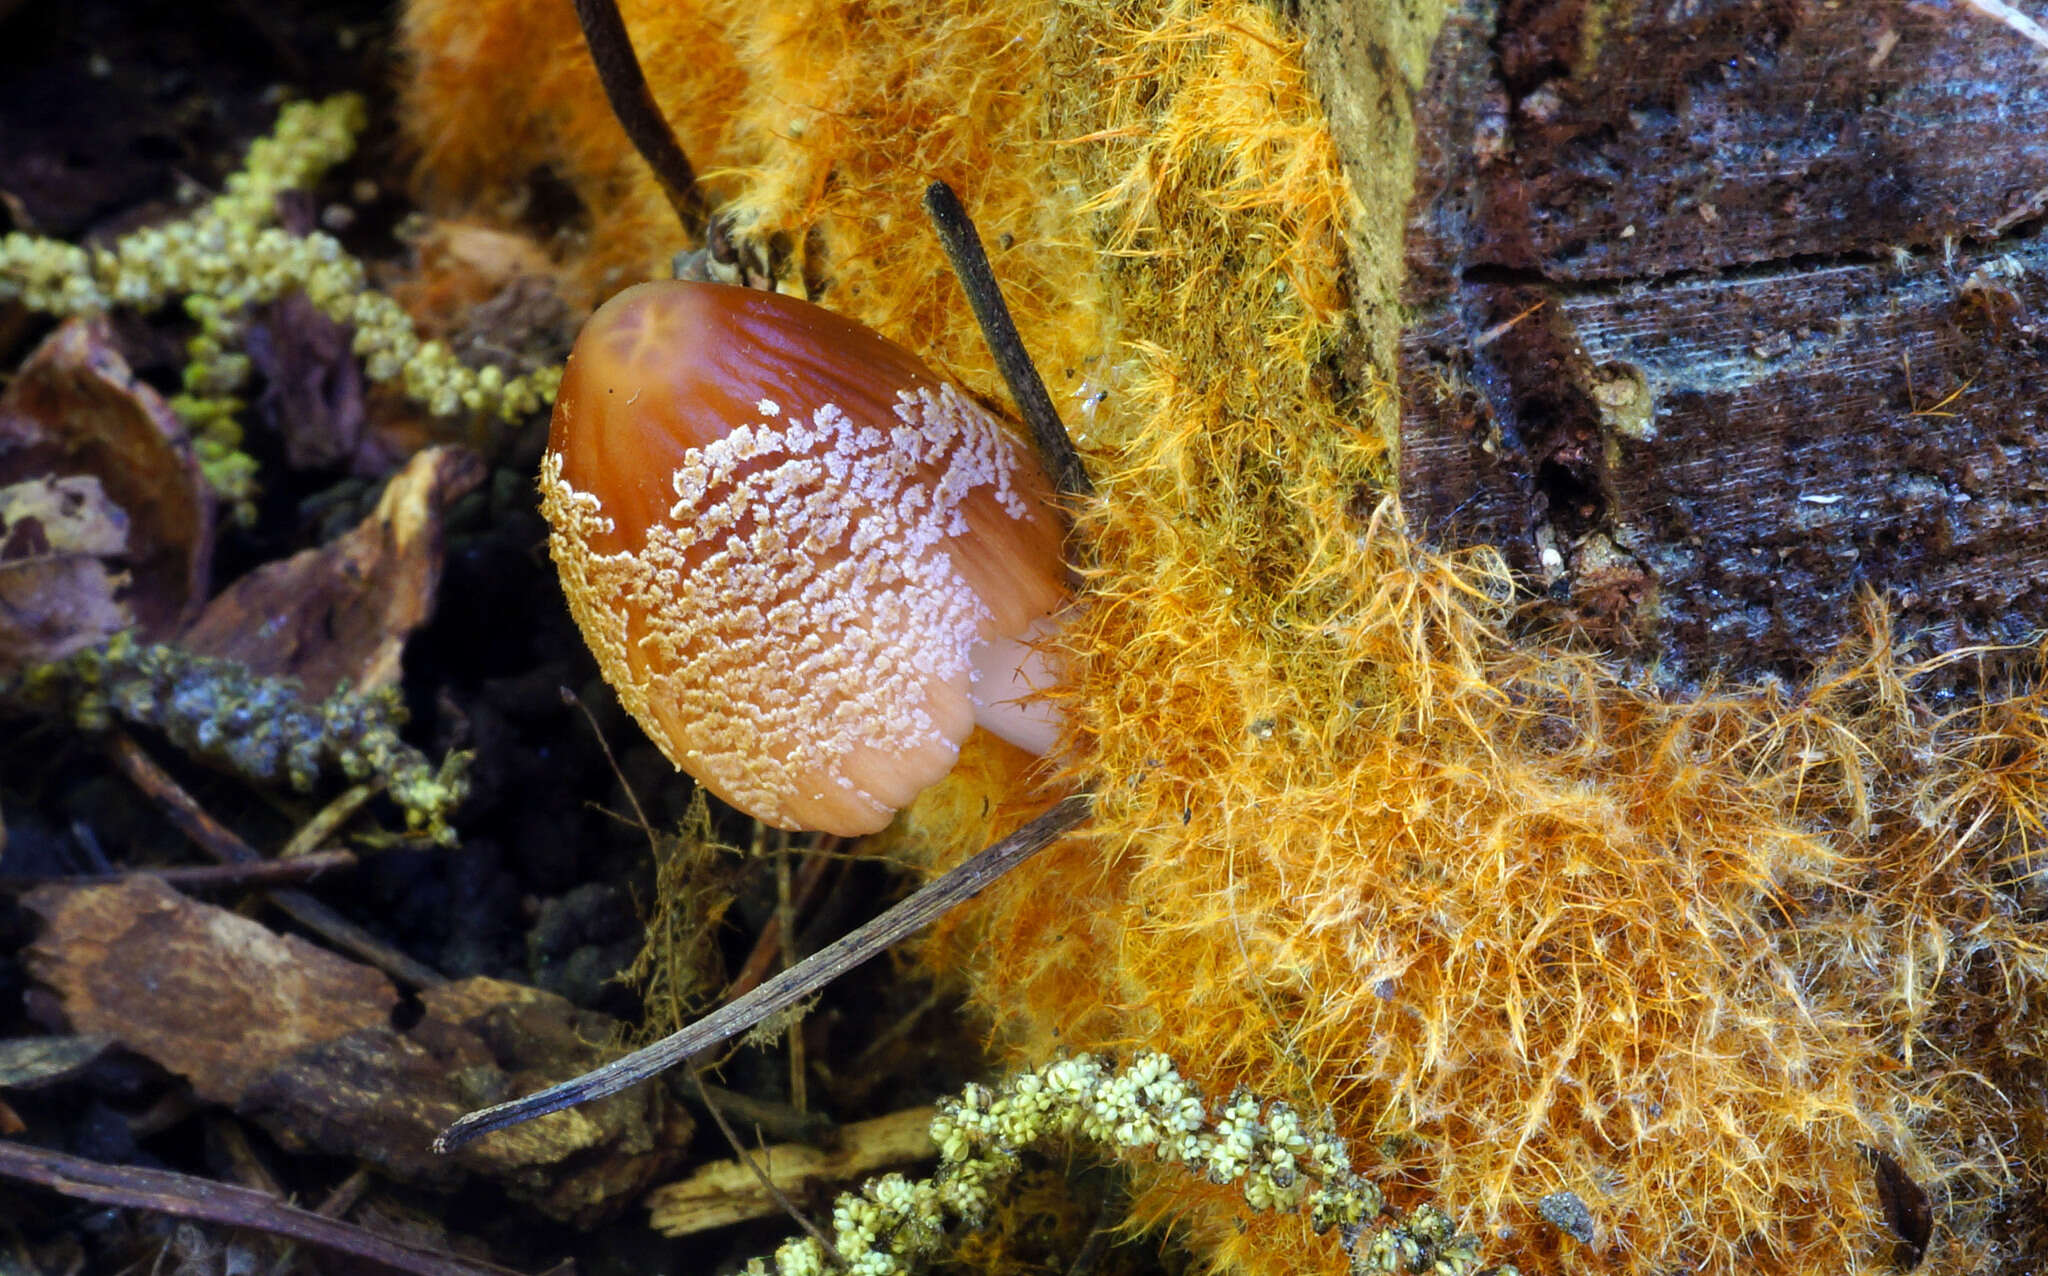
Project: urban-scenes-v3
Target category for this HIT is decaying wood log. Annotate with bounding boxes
[1312,0,2048,686]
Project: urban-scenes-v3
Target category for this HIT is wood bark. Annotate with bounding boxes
[1310,0,2048,686]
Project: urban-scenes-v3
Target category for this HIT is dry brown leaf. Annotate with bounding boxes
[245,290,368,473]
[0,474,134,666]
[391,220,572,332]
[384,220,579,410]
[23,876,398,1099]
[647,1106,936,1235]
[24,877,687,1223]
[181,444,485,698]
[0,475,128,558]
[0,316,213,637]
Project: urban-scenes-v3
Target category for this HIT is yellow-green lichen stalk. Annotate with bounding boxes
[0,95,564,513]
[3,634,470,844]
[744,1052,1515,1276]
[171,292,261,511]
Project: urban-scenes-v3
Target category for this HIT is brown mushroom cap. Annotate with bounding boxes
[540,281,1068,835]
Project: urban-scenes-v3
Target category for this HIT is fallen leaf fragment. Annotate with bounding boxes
[25,877,687,1222]
[0,316,214,637]
[0,474,133,667]
[245,290,368,472]
[0,475,128,559]
[181,443,485,698]
[23,874,396,1099]
[391,219,579,336]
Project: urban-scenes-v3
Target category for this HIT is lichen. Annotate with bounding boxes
[3,633,469,844]
[741,1051,1513,1276]
[0,95,563,519]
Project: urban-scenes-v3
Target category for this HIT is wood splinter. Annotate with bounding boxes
[647,1105,938,1236]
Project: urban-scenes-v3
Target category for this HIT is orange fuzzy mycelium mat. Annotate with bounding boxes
[399,2,2048,1273]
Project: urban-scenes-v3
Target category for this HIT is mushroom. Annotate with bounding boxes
[539,280,1070,836]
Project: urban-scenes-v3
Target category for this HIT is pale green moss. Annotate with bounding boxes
[0,95,564,517]
[739,1052,1514,1276]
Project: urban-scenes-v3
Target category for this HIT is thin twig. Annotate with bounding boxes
[128,1089,198,1138]
[211,1116,286,1199]
[726,843,837,1000]
[692,1070,843,1267]
[1063,1213,1117,1276]
[573,0,708,238]
[1473,297,1546,349]
[104,731,447,991]
[104,730,264,867]
[434,793,1091,1152]
[0,1140,531,1276]
[1959,0,2048,49]
[277,783,377,860]
[561,684,659,859]
[686,1080,837,1145]
[266,1168,374,1276]
[776,831,808,1113]
[310,1166,373,1218]
[1063,1172,1134,1276]
[922,181,1096,503]
[0,849,355,893]
[260,888,447,990]
[850,985,946,1070]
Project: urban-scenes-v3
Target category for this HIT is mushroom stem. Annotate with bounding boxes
[968,615,1065,757]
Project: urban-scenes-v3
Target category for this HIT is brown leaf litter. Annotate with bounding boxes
[23,876,690,1224]
[180,443,484,698]
[0,316,215,666]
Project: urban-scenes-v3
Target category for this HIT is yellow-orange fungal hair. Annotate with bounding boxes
[404,1,2048,1272]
